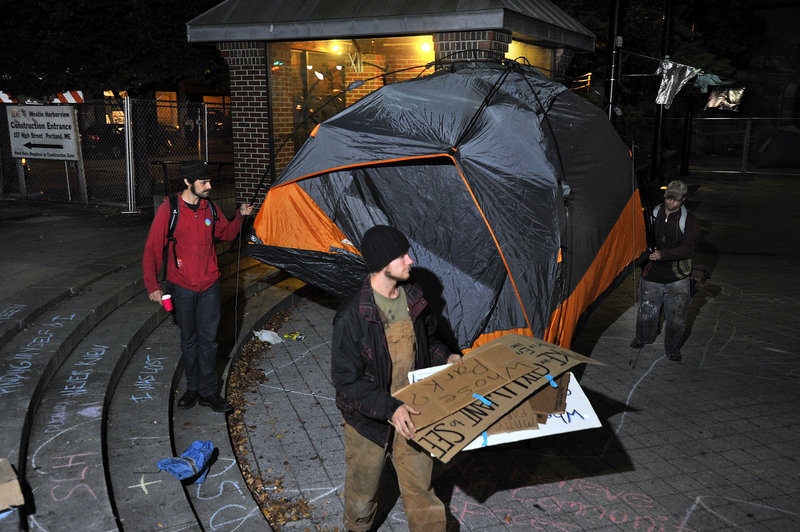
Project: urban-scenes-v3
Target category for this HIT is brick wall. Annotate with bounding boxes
[434,30,511,62]
[217,41,272,203]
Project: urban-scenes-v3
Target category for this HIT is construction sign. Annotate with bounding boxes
[6,105,80,160]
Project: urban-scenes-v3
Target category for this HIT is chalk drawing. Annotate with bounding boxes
[602,355,663,456]
[0,303,26,320]
[259,384,334,401]
[681,495,798,529]
[263,340,331,377]
[77,405,101,418]
[127,475,162,495]
[131,355,169,402]
[0,314,75,395]
[209,504,262,531]
[31,418,100,470]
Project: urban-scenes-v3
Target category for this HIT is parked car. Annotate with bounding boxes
[81,123,125,159]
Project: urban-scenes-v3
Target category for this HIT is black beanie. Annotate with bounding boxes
[361,225,410,272]
[180,161,213,183]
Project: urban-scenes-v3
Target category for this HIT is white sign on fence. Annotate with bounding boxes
[6,105,80,160]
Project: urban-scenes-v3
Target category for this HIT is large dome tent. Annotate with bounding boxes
[246,60,647,350]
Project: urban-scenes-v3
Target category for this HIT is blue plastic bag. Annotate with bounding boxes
[157,440,214,484]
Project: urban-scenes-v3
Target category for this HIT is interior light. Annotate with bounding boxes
[315,71,324,80]
[332,44,340,53]
[421,42,432,53]
[336,65,343,70]
[307,65,313,70]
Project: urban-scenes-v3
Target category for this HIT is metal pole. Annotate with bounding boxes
[64,161,72,202]
[649,0,672,184]
[122,95,137,213]
[680,96,693,176]
[201,103,207,161]
[606,0,622,121]
[264,43,278,189]
[741,118,752,174]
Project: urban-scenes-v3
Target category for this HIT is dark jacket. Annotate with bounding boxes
[331,276,451,446]
[643,203,699,284]
[143,195,243,294]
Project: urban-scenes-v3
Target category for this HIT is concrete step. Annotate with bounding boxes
[0,266,143,468]
[106,317,201,531]
[173,277,305,532]
[22,296,160,530]
[0,255,139,354]
[1,242,293,531]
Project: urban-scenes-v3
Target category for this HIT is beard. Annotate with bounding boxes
[386,270,410,283]
[191,182,211,199]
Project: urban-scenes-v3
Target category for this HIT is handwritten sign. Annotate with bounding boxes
[395,333,601,462]
[461,372,601,451]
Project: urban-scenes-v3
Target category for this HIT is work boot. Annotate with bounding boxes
[630,338,652,348]
[177,390,200,409]
[199,393,233,413]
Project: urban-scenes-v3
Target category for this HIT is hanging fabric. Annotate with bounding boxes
[655,60,700,108]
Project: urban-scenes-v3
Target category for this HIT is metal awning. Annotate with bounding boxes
[187,0,595,51]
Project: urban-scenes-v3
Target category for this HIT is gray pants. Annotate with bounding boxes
[635,277,690,356]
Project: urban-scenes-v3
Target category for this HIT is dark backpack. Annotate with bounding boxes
[161,194,218,281]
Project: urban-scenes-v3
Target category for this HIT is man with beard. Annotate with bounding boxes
[331,225,462,532]
[142,161,253,413]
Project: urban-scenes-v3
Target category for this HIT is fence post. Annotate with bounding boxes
[123,96,137,213]
[71,108,89,204]
[741,118,752,174]
[15,160,27,197]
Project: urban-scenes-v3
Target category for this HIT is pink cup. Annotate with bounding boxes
[161,294,173,311]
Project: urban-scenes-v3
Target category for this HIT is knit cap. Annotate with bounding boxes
[181,161,213,183]
[360,225,410,272]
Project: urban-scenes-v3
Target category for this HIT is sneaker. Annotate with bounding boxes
[630,339,651,348]
[668,352,682,361]
[177,390,200,409]
[199,393,233,413]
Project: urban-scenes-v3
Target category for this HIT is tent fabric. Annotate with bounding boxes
[247,61,646,350]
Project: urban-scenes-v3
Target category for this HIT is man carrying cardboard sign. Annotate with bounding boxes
[331,225,462,532]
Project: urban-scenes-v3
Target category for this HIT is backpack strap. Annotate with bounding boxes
[653,204,687,233]
[161,195,180,282]
[160,196,217,283]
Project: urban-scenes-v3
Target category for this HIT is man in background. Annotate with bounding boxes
[631,180,699,361]
[142,161,253,412]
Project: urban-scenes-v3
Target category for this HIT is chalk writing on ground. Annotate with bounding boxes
[0,313,76,395]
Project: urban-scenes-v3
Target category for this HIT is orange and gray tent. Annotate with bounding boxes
[247,61,647,350]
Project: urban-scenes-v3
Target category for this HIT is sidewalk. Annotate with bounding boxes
[233,171,800,530]
[2,170,799,531]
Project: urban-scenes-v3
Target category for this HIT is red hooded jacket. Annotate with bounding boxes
[143,195,244,294]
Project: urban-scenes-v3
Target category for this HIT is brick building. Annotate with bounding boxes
[187,1,594,203]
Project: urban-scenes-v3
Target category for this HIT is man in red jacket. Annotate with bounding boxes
[142,161,253,413]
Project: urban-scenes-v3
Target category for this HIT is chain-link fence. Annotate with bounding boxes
[0,98,233,209]
[640,116,800,177]
[2,99,798,210]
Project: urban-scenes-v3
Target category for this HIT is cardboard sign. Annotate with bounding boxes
[0,458,24,511]
[395,333,601,462]
[462,372,602,451]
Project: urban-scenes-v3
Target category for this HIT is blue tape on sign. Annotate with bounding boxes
[472,393,492,406]
[482,432,488,447]
[545,375,558,388]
